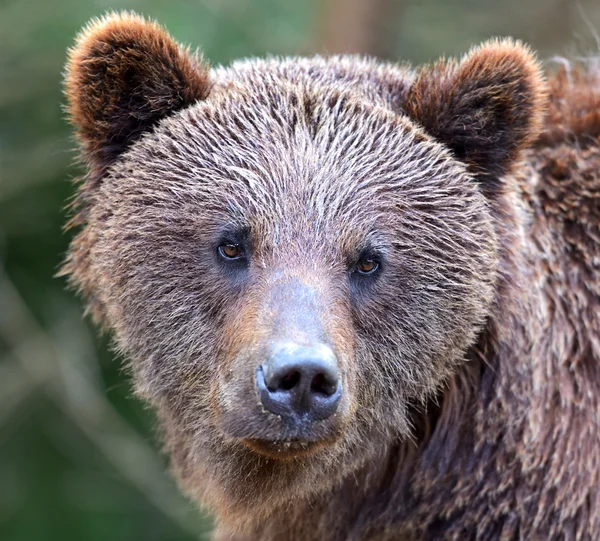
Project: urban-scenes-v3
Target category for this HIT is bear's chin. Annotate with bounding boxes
[196,435,361,522]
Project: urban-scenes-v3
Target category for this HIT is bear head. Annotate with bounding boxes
[62,12,546,526]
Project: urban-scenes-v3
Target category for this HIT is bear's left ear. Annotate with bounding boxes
[404,39,547,194]
[65,12,211,175]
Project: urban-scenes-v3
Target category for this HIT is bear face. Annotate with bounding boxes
[62,12,546,526]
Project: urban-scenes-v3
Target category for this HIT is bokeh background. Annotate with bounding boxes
[1,1,599,539]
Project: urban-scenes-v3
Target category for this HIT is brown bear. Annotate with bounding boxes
[61,12,600,541]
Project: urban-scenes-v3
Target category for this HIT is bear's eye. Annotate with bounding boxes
[218,243,244,260]
[356,257,379,275]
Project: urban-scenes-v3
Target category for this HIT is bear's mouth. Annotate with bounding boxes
[218,408,348,459]
[242,437,333,459]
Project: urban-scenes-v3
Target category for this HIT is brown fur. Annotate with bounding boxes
[65,12,210,185]
[405,41,547,195]
[61,12,600,541]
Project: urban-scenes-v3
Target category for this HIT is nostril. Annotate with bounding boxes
[278,370,301,391]
[310,373,337,396]
[258,343,342,421]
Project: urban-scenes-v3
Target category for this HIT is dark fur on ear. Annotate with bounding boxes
[65,11,211,177]
[405,39,547,194]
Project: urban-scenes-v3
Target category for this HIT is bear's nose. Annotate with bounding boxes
[256,342,341,422]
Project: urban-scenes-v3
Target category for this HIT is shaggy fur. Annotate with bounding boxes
[61,12,600,541]
[65,12,211,186]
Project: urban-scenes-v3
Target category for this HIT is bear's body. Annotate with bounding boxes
[62,13,599,540]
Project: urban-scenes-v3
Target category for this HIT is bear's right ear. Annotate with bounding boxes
[65,12,211,174]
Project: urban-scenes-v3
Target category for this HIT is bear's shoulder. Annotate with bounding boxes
[523,59,600,277]
[537,58,600,147]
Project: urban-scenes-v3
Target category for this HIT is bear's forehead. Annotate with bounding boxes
[124,101,450,215]
[106,59,474,247]
[126,67,459,195]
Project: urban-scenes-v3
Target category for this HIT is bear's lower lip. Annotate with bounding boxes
[242,438,327,459]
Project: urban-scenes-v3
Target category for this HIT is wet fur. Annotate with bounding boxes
[62,13,600,541]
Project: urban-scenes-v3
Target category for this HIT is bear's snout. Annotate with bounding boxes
[214,275,353,451]
[256,342,341,422]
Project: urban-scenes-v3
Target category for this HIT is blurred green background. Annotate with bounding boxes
[1,1,599,540]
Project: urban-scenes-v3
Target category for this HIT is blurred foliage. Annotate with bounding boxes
[0,1,598,540]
